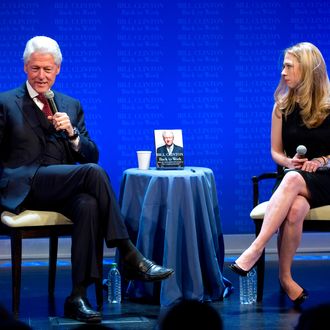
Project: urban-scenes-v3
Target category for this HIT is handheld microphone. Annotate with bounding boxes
[44,90,58,114]
[296,145,307,158]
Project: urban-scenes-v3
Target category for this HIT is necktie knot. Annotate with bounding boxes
[37,93,46,102]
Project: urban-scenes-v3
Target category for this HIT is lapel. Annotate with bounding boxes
[14,85,43,127]
[14,85,71,141]
[16,86,71,121]
[14,85,50,145]
[52,91,72,117]
[53,92,64,112]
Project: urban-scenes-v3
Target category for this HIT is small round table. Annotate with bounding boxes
[119,167,232,306]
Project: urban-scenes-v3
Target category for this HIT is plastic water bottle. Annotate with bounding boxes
[108,263,121,304]
[239,267,257,304]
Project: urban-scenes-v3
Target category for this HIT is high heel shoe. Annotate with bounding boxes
[229,263,250,277]
[279,283,309,306]
[293,289,308,306]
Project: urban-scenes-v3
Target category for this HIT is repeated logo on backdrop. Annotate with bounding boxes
[0,0,329,233]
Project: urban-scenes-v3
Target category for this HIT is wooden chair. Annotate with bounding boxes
[0,210,104,316]
[249,169,330,302]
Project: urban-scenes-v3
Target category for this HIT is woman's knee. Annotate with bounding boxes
[286,196,310,225]
[282,171,305,188]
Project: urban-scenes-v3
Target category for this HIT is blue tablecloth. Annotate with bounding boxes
[119,167,232,306]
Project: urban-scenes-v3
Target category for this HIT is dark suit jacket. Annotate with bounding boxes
[0,84,99,213]
[156,144,183,155]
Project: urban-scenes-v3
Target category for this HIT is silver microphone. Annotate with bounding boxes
[296,145,307,158]
[44,90,58,114]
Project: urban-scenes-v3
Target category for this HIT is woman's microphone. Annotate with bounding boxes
[296,145,307,158]
[284,145,308,173]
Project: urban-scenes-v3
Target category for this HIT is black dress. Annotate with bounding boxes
[282,103,330,207]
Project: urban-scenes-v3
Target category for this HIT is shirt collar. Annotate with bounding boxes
[167,145,174,153]
[26,81,50,99]
[26,81,38,99]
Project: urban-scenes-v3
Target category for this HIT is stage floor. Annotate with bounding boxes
[0,256,329,329]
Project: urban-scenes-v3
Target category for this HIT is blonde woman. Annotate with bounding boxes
[230,42,330,306]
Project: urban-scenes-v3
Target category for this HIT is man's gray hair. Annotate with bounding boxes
[23,36,63,65]
[162,130,174,138]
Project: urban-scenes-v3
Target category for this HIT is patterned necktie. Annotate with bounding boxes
[36,94,53,117]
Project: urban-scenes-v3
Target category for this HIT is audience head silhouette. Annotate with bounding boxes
[158,299,223,330]
[295,303,330,330]
[0,304,31,329]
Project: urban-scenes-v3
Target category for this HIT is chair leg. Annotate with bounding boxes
[256,249,265,302]
[254,220,265,302]
[49,235,58,295]
[11,231,22,317]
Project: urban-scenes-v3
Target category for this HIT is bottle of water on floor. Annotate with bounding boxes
[239,267,257,304]
[108,263,121,304]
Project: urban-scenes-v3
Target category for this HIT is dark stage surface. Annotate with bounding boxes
[0,256,330,329]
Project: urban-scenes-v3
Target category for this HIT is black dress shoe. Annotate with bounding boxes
[229,263,250,277]
[64,295,102,323]
[123,257,174,282]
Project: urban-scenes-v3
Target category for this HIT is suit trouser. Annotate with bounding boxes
[24,163,129,286]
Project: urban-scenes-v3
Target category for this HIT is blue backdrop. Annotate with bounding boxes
[1,0,329,234]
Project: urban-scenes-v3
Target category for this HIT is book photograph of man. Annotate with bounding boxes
[156,130,184,168]
[157,130,184,156]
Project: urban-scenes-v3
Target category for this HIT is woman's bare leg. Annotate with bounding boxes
[277,195,309,300]
[235,171,310,271]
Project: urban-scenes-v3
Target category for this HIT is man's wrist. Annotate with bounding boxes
[68,127,79,140]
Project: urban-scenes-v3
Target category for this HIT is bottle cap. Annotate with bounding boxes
[110,262,118,268]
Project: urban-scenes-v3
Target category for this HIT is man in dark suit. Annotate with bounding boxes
[156,130,184,155]
[0,36,173,323]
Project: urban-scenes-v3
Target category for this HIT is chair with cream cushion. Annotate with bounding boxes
[249,170,330,301]
[0,209,103,316]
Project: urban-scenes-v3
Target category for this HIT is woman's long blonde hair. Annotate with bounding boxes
[274,42,330,128]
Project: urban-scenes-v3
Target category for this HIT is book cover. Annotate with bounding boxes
[154,129,184,169]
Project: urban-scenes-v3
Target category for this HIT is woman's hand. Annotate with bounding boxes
[287,154,323,172]
[301,159,322,172]
[289,153,308,169]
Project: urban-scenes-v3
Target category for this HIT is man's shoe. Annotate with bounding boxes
[64,295,102,323]
[123,257,174,282]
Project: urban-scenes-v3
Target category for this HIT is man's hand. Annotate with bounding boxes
[50,112,74,136]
